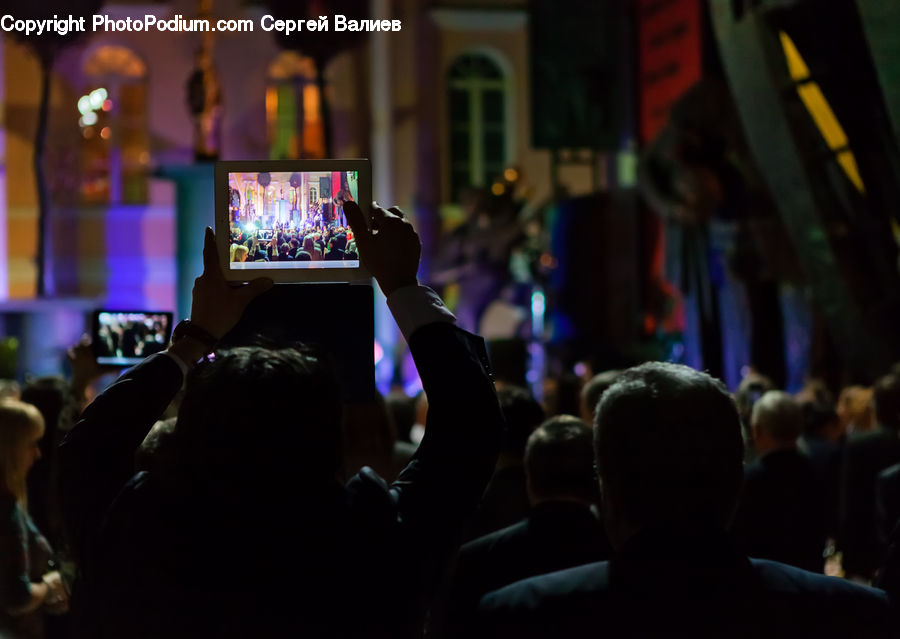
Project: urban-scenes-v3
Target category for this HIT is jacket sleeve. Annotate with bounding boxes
[58,353,183,574]
[389,322,504,596]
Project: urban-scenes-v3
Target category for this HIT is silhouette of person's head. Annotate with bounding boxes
[580,370,623,422]
[594,362,743,547]
[21,376,74,439]
[800,401,841,443]
[173,344,342,502]
[0,400,44,505]
[735,373,775,432]
[525,415,596,505]
[497,386,545,459]
[750,391,802,454]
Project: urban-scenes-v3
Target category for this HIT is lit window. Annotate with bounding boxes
[81,45,149,205]
[266,51,324,159]
[447,53,508,201]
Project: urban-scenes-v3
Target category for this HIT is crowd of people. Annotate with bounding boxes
[229,222,358,264]
[1,200,899,637]
[95,314,169,361]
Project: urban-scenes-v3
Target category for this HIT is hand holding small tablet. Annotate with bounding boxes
[344,201,420,297]
[215,159,372,283]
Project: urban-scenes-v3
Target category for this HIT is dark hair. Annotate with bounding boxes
[734,374,775,429]
[581,370,623,419]
[595,362,743,534]
[801,402,839,437]
[174,344,342,499]
[21,376,73,436]
[525,415,597,503]
[545,374,582,418]
[873,373,900,431]
[21,376,75,542]
[136,417,178,474]
[497,386,545,456]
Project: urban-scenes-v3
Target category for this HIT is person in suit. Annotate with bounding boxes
[877,462,900,546]
[462,386,544,541]
[324,240,345,261]
[839,373,900,580]
[798,401,844,539]
[475,363,892,638]
[730,391,826,572]
[876,519,900,605]
[435,415,611,635]
[58,202,504,638]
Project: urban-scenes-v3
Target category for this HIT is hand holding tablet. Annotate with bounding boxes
[344,201,420,297]
[215,159,372,283]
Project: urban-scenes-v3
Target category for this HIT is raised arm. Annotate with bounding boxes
[344,201,504,593]
[59,228,272,569]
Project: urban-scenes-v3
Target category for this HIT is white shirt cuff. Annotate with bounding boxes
[386,285,456,342]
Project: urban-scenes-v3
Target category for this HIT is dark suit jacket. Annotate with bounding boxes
[839,428,900,578]
[475,530,893,638]
[436,501,611,634]
[799,433,843,537]
[59,322,503,638]
[731,448,826,572]
[877,519,900,606]
[877,463,900,544]
[462,464,530,542]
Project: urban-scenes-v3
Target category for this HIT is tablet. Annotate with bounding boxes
[215,160,372,283]
[92,310,174,366]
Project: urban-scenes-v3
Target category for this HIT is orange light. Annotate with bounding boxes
[102,99,113,111]
[503,168,519,182]
[82,127,94,139]
[491,183,505,196]
[779,30,865,193]
[100,127,111,140]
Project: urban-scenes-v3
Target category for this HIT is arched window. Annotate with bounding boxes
[81,45,149,204]
[266,51,325,159]
[447,53,508,201]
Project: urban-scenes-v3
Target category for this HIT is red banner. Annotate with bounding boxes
[638,0,703,143]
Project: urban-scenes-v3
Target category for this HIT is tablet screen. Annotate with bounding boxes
[94,311,173,365]
[227,170,360,270]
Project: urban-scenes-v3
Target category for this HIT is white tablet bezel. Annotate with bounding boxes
[215,159,372,283]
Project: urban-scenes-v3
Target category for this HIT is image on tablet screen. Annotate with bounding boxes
[96,312,172,365]
[227,170,360,270]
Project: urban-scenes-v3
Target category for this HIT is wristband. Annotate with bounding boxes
[171,319,218,352]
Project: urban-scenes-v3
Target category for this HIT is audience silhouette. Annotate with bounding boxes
[58,201,504,638]
[475,363,893,638]
[731,391,826,572]
[435,415,611,635]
